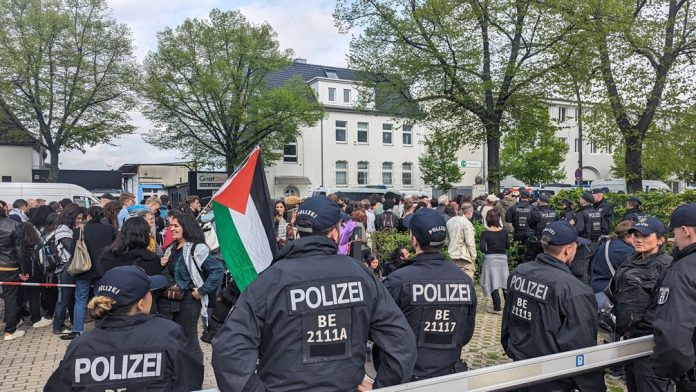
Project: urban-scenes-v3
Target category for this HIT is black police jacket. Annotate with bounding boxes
[562,208,577,225]
[575,205,602,240]
[0,216,21,268]
[211,235,417,391]
[622,208,646,223]
[652,242,696,379]
[45,314,203,391]
[505,201,537,239]
[383,252,476,379]
[502,253,605,392]
[594,199,614,235]
[533,206,558,237]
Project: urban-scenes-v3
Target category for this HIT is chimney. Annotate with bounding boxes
[293,58,307,64]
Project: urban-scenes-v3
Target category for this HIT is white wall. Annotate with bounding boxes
[0,146,33,182]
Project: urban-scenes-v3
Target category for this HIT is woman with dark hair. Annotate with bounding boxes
[273,200,288,247]
[100,217,161,276]
[48,203,83,334]
[17,222,53,328]
[29,205,53,232]
[158,213,224,363]
[61,206,117,340]
[479,209,510,314]
[101,200,121,231]
[364,254,382,279]
[383,246,410,277]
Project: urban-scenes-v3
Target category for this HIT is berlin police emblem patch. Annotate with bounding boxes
[657,287,670,305]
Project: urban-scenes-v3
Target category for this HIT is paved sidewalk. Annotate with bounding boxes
[0,287,624,391]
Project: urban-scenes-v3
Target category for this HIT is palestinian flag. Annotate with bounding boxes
[212,147,277,291]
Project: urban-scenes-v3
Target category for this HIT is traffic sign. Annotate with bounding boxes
[458,160,482,169]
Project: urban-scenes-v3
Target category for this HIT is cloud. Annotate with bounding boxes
[66,0,352,170]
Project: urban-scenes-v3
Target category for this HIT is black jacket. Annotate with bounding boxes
[561,207,576,225]
[211,235,417,391]
[594,199,614,235]
[575,205,602,240]
[383,252,477,379]
[533,205,558,237]
[99,248,163,277]
[45,314,203,391]
[610,251,671,337]
[74,220,117,281]
[652,242,696,379]
[0,216,22,268]
[502,253,605,392]
[622,208,646,223]
[505,200,537,240]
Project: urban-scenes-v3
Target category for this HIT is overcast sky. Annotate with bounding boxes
[60,0,351,169]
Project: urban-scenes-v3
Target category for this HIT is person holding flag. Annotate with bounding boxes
[211,196,417,391]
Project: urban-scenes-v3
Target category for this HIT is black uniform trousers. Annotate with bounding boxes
[571,241,597,285]
[0,269,20,333]
[625,356,673,392]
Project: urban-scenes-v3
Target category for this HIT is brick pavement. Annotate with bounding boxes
[0,287,624,391]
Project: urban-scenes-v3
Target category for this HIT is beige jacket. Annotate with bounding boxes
[446,215,477,262]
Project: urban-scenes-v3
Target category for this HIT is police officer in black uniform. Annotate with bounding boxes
[502,221,606,392]
[622,196,646,223]
[45,266,203,391]
[652,203,696,391]
[506,188,537,262]
[527,194,559,259]
[593,188,615,236]
[561,199,576,225]
[572,192,603,284]
[211,196,417,391]
[383,208,476,380]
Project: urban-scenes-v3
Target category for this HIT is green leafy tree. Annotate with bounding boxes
[0,0,138,182]
[140,9,324,174]
[500,101,568,185]
[335,0,578,192]
[418,129,462,192]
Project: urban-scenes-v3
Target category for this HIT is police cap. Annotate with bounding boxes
[519,188,531,198]
[668,203,696,231]
[629,216,665,236]
[403,208,447,247]
[581,192,595,204]
[295,196,341,233]
[541,221,590,246]
[96,266,168,307]
[538,194,551,203]
[628,196,642,205]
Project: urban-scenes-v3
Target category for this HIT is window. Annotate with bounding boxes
[382,124,393,144]
[328,88,336,102]
[382,162,393,185]
[402,162,413,186]
[558,107,567,122]
[1,176,10,182]
[335,120,347,142]
[283,140,297,163]
[284,186,299,197]
[325,69,339,79]
[574,138,579,153]
[357,122,369,143]
[590,141,598,154]
[335,161,348,185]
[605,144,614,154]
[357,161,369,185]
[343,89,351,103]
[402,125,413,145]
[558,137,567,145]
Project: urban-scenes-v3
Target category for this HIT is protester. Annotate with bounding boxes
[479,210,510,314]
[0,205,25,340]
[100,217,162,276]
[383,246,410,276]
[17,222,52,329]
[8,199,30,223]
[365,253,382,279]
[446,203,477,278]
[158,213,224,364]
[99,193,114,206]
[185,195,202,215]
[117,192,135,229]
[45,266,203,391]
[136,209,163,256]
[273,200,288,247]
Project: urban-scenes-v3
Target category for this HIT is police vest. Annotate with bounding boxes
[408,281,473,349]
[514,204,533,232]
[586,210,602,239]
[536,208,558,234]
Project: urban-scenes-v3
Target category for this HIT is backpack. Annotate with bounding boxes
[380,213,396,230]
[39,232,60,274]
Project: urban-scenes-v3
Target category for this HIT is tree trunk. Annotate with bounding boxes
[486,127,501,193]
[625,133,643,193]
[226,154,235,177]
[48,148,60,183]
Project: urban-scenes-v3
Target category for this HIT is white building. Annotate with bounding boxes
[266,60,427,198]
[0,122,46,183]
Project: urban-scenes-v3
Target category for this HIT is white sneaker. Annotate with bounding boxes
[33,317,53,328]
[4,330,26,341]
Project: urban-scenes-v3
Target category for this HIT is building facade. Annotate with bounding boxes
[266,60,426,198]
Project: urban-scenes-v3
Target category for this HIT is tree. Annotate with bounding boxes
[335,0,578,192]
[418,129,462,192]
[140,9,324,174]
[500,100,568,185]
[586,0,696,193]
[0,0,138,182]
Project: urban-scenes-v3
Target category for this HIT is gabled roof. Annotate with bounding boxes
[0,107,34,146]
[267,61,357,88]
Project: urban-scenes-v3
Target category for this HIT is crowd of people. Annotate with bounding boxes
[1,188,695,392]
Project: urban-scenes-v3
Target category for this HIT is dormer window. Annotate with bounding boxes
[325,69,339,79]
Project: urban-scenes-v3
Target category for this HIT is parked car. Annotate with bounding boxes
[590,179,671,194]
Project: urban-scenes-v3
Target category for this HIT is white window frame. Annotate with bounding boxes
[382,124,393,145]
[357,122,369,144]
[402,125,413,146]
[335,120,347,143]
[558,107,567,122]
[402,162,413,187]
[328,87,336,102]
[357,161,369,185]
[574,138,579,153]
[283,140,298,163]
[325,69,339,79]
[590,141,599,154]
[343,89,351,103]
[382,161,393,185]
[335,160,348,186]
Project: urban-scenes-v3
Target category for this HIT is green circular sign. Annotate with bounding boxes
[460,160,467,168]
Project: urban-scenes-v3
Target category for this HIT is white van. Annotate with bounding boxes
[0,183,101,207]
[590,179,671,194]
[310,187,389,201]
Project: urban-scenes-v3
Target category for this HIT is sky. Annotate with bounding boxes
[60,0,352,169]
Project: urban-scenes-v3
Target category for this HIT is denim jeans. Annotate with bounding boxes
[72,277,98,333]
[53,268,75,332]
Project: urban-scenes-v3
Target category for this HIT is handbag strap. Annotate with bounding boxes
[605,240,615,276]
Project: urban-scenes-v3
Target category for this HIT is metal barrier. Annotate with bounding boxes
[197,335,654,392]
